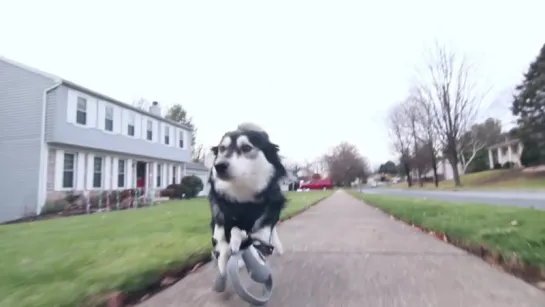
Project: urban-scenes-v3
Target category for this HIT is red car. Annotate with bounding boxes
[300,178,333,190]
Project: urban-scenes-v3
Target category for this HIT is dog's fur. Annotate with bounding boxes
[207,123,287,276]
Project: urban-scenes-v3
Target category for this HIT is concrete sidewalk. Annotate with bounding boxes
[139,191,545,307]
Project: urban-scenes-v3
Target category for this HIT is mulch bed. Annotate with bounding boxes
[2,208,134,226]
[100,196,330,307]
[380,209,545,292]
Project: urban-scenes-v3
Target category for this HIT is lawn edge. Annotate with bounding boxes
[348,192,545,292]
[96,193,332,307]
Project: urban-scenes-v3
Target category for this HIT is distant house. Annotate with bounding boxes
[421,157,464,181]
[279,172,299,191]
[487,138,524,169]
[0,56,209,223]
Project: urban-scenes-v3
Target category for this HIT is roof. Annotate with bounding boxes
[186,162,208,171]
[0,56,193,131]
[488,138,521,150]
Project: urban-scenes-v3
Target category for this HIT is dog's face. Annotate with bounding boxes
[209,126,285,202]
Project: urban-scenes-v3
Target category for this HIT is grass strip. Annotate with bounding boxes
[0,191,332,307]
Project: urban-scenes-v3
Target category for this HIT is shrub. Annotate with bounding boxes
[64,191,84,204]
[81,189,142,211]
[181,175,204,198]
[41,199,69,215]
[159,189,173,198]
[288,181,300,191]
[493,163,502,170]
[502,161,516,169]
[164,184,184,199]
[520,141,545,167]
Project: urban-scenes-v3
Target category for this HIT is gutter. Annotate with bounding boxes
[36,80,62,215]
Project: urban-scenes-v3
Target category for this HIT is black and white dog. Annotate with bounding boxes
[207,123,287,277]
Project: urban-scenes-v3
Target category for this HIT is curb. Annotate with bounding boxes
[102,194,332,307]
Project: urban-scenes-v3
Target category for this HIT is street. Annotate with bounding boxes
[361,188,545,210]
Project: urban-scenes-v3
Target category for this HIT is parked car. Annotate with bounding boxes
[299,178,333,190]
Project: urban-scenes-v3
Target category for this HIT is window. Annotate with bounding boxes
[172,165,176,184]
[62,153,76,188]
[93,157,103,188]
[178,130,184,148]
[118,159,126,188]
[127,113,135,136]
[105,106,114,131]
[164,126,170,145]
[76,97,87,125]
[156,163,162,187]
[147,120,153,140]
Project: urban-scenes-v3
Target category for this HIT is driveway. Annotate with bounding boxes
[138,191,545,307]
[361,188,545,210]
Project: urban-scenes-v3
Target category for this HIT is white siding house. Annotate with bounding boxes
[421,158,464,181]
[0,56,209,223]
[487,139,524,168]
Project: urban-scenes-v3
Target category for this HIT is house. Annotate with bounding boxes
[0,57,208,223]
[487,138,524,169]
[420,157,464,181]
[279,172,299,191]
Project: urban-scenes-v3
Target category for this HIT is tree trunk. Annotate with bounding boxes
[411,126,421,187]
[448,151,462,187]
[404,162,412,187]
[431,155,439,187]
[446,137,462,187]
[451,157,462,187]
[430,147,439,187]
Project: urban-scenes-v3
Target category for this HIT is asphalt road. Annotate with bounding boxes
[361,188,545,210]
[138,191,545,307]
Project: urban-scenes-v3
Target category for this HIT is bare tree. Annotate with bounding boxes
[285,163,302,177]
[300,158,327,178]
[192,143,206,163]
[411,141,435,176]
[410,88,440,187]
[457,118,503,172]
[404,97,426,187]
[414,41,485,187]
[387,102,414,187]
[323,142,370,187]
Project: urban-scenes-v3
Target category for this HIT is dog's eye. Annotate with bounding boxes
[218,146,227,153]
[240,144,252,153]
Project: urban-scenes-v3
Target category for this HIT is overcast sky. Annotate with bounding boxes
[1,0,543,167]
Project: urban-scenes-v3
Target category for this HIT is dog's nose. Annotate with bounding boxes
[214,162,229,175]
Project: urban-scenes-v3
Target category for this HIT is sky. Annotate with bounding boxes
[1,0,544,168]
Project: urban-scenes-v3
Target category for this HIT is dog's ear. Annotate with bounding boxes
[263,142,280,154]
[264,142,287,178]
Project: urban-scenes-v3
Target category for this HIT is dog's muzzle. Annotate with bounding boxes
[214,162,230,180]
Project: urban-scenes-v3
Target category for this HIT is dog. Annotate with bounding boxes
[207,123,287,277]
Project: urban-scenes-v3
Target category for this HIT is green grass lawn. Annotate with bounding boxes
[387,169,507,189]
[484,175,545,190]
[352,193,545,268]
[387,169,545,190]
[0,191,331,307]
